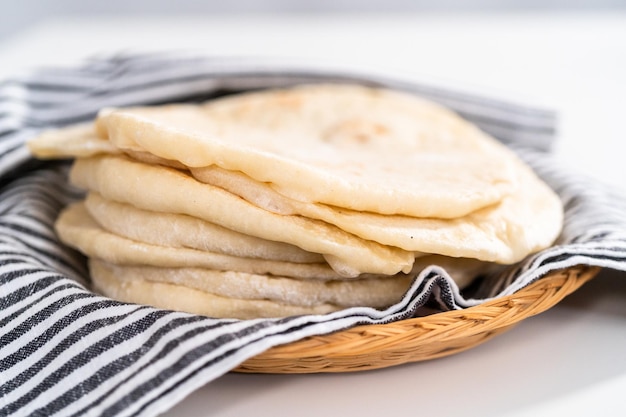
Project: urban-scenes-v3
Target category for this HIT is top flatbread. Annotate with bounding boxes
[95,84,520,218]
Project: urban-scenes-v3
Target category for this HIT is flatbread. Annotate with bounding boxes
[96,84,520,218]
[90,262,340,319]
[90,252,492,318]
[69,155,416,277]
[89,259,412,308]
[27,123,120,158]
[192,162,563,264]
[26,83,566,321]
[56,203,349,280]
[32,125,562,264]
[27,126,186,169]
[84,192,324,264]
[89,254,488,311]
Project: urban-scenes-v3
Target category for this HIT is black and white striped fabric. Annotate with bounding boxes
[1,53,625,417]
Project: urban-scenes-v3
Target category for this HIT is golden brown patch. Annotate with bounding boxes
[322,118,390,145]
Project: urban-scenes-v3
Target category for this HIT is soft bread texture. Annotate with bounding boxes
[84,192,324,264]
[192,162,563,264]
[90,260,413,308]
[96,84,520,218]
[89,253,492,319]
[68,155,416,277]
[27,123,120,158]
[29,119,562,264]
[90,261,341,319]
[89,255,488,310]
[56,203,347,280]
[33,125,563,265]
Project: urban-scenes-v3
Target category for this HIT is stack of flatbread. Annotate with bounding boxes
[28,84,564,319]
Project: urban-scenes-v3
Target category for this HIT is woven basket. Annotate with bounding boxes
[235,265,600,374]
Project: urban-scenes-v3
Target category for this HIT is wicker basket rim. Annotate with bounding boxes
[236,265,600,373]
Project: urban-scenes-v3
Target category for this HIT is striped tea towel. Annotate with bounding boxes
[1,53,625,417]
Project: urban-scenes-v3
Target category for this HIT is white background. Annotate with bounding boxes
[1,0,624,38]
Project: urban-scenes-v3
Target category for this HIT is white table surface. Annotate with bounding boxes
[1,12,625,417]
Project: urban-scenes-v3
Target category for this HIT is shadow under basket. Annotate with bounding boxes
[235,265,600,374]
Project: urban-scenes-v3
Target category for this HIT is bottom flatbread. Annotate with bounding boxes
[91,261,341,319]
[90,256,490,309]
[89,259,413,308]
[90,255,494,319]
[89,250,491,317]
